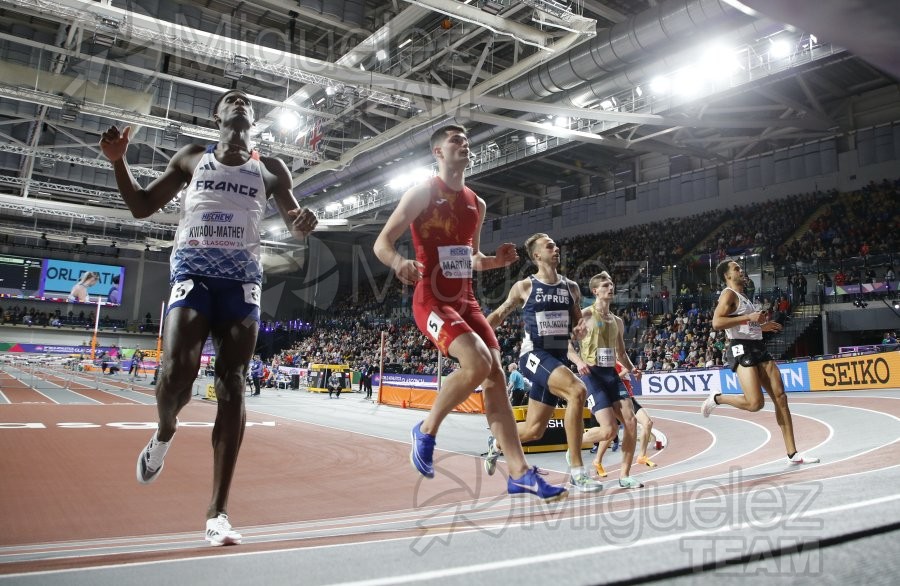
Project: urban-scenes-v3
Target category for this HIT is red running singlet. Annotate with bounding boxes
[410,177,498,355]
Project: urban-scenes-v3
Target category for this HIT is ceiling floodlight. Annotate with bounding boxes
[388,167,433,191]
[343,196,358,205]
[524,135,537,145]
[376,49,388,61]
[325,203,341,212]
[769,38,791,59]
[701,44,741,77]
[673,68,703,96]
[554,116,569,127]
[649,76,670,94]
[279,110,300,130]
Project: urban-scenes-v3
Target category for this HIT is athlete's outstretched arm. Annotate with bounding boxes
[374,185,430,285]
[99,126,197,218]
[486,279,528,329]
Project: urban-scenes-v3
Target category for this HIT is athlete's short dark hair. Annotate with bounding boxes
[716,259,734,283]
[429,125,466,150]
[212,90,250,124]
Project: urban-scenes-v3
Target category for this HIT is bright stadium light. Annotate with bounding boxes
[279,109,300,130]
[700,44,741,78]
[649,76,670,94]
[769,38,791,59]
[388,167,433,191]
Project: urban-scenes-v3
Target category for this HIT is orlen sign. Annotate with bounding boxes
[640,371,722,396]
[808,352,899,391]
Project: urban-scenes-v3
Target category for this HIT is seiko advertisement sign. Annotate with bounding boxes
[808,352,899,390]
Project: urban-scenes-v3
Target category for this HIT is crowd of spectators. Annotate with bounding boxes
[261,319,449,376]
[784,180,899,268]
[565,210,728,290]
[1,304,127,330]
[695,192,828,263]
[636,307,727,371]
[474,209,729,303]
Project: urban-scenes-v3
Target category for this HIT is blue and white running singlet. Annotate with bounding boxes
[170,145,268,284]
[519,275,573,356]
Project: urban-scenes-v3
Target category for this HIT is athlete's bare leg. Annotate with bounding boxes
[611,398,637,479]
[420,334,529,476]
[758,360,798,455]
[716,366,765,412]
[516,400,554,443]
[546,366,588,468]
[584,407,617,471]
[154,307,210,442]
[636,409,654,458]
[206,317,257,519]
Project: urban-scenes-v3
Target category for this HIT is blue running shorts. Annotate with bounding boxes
[581,365,629,413]
[519,349,569,407]
[167,275,261,323]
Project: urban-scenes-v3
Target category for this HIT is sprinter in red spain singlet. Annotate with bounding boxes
[375,125,568,502]
[410,176,497,355]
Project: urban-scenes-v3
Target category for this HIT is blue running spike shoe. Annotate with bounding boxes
[410,421,435,479]
[508,467,568,502]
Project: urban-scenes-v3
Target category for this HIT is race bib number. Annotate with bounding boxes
[181,209,249,250]
[169,279,194,305]
[437,245,473,278]
[731,344,745,358]
[242,283,261,306]
[738,321,761,336]
[535,310,569,336]
[586,394,595,410]
[595,347,615,367]
[525,353,540,374]
[426,312,445,340]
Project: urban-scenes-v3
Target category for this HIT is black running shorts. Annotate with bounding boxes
[726,339,773,372]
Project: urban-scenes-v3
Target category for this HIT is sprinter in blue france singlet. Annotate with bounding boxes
[171,144,268,285]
